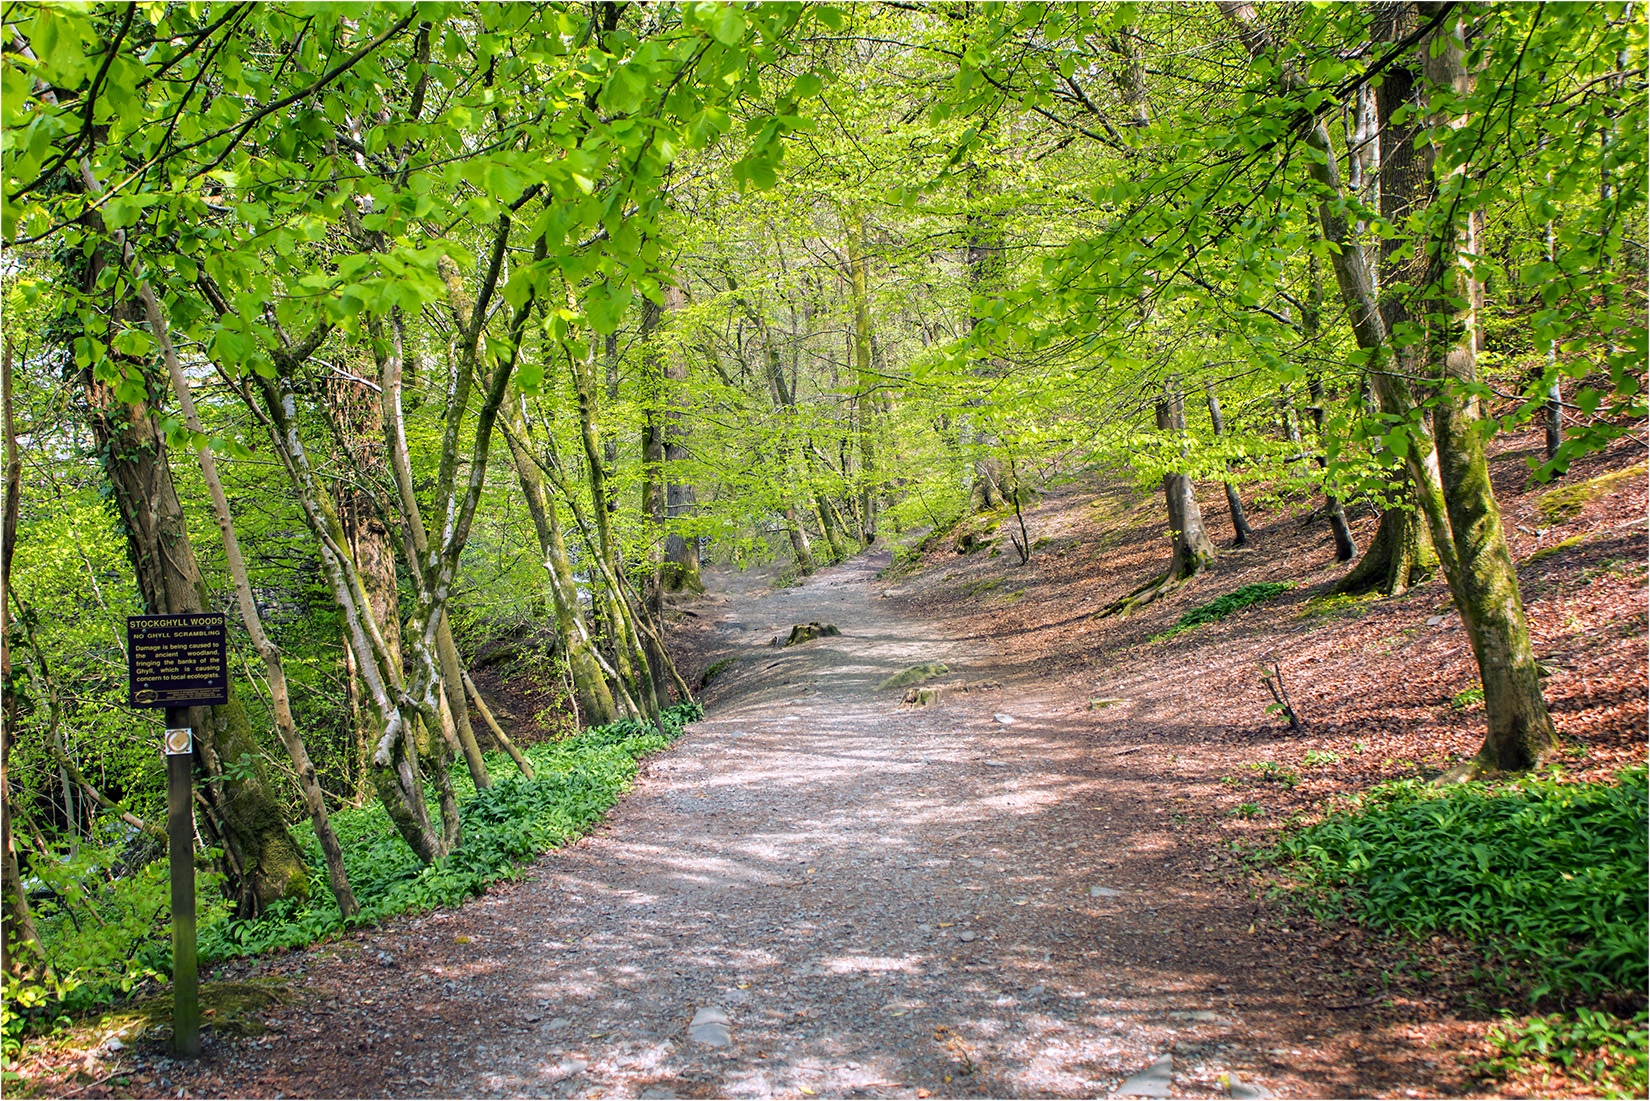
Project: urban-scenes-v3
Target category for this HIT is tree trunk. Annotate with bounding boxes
[1338,3,1436,594]
[499,404,620,727]
[79,278,309,919]
[572,338,662,721]
[1418,7,1555,774]
[660,285,704,593]
[2,339,45,979]
[964,150,1007,514]
[144,279,359,918]
[1157,382,1218,581]
[1220,0,1555,774]
[846,215,880,543]
[331,371,403,804]
[1204,384,1256,546]
[1301,255,1356,562]
[255,366,451,863]
[638,296,665,572]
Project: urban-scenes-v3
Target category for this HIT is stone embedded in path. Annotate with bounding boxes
[1090,886,1123,898]
[688,1006,731,1047]
[994,713,1016,724]
[545,1058,588,1083]
[1110,1053,1173,1098]
[958,930,977,942]
[1225,1072,1275,1099]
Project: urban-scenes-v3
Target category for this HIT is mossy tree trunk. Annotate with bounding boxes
[1419,7,1555,774]
[1222,0,1555,774]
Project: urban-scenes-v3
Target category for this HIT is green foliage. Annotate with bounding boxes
[1476,1008,1648,1098]
[5,704,701,1043]
[1152,582,1294,641]
[1451,686,1486,711]
[1296,591,1378,621]
[1248,761,1299,788]
[1269,766,1649,1001]
[1300,750,1342,768]
[199,703,701,962]
[1,826,231,1051]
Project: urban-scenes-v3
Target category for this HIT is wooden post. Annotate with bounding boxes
[164,706,199,1057]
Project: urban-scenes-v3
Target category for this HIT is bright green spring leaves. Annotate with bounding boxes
[2,3,832,392]
[1270,765,1649,1001]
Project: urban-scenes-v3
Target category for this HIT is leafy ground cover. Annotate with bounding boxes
[1149,581,1294,641]
[1269,765,1647,999]
[1267,766,1649,1095]
[0,704,700,1069]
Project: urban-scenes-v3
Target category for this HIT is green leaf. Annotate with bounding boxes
[709,6,747,46]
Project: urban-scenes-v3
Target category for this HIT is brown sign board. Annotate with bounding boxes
[128,614,229,709]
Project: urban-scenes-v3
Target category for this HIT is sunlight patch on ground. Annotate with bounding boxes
[816,953,925,975]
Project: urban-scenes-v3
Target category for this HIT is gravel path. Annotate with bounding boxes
[410,550,1258,1100]
[177,549,1286,1099]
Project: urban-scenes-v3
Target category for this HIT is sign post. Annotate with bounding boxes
[128,613,227,1058]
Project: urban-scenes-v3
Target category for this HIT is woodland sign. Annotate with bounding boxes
[127,614,228,710]
[124,613,217,1056]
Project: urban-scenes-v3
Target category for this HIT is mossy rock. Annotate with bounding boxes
[701,657,739,687]
[784,621,841,646]
[960,577,1001,598]
[94,980,295,1041]
[879,662,948,690]
[904,679,999,705]
[1538,461,1646,522]
[1525,533,1586,563]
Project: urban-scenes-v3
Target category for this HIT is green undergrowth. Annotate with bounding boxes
[1476,1007,1648,1098]
[1296,590,1380,620]
[1,703,700,1054]
[1269,764,1647,1000]
[203,702,701,959]
[1269,765,1648,1094]
[1152,581,1293,641]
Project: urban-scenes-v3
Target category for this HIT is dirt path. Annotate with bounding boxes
[135,550,1321,1099]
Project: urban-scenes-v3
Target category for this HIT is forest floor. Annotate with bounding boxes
[25,427,1645,1100]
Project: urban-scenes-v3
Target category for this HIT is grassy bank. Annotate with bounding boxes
[1,704,700,1060]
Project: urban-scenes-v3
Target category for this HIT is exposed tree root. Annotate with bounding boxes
[1097,567,1200,618]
